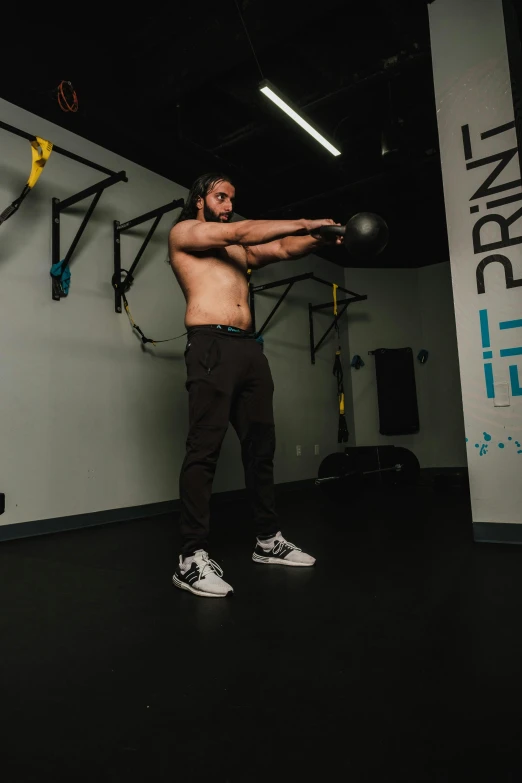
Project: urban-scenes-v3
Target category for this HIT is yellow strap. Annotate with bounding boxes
[123,296,157,346]
[339,393,345,415]
[123,297,135,326]
[333,283,338,316]
[27,136,53,189]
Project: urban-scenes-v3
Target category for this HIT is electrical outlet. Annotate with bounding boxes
[494,383,510,407]
[296,445,302,457]
[314,444,320,456]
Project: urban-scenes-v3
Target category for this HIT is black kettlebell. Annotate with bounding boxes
[344,212,389,258]
[318,212,389,258]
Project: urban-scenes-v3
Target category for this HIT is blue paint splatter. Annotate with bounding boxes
[468,433,522,455]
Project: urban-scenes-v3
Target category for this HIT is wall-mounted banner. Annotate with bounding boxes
[429,0,522,529]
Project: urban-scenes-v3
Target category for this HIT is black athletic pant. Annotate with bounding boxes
[179,326,279,556]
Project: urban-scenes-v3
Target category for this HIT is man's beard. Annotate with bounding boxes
[203,203,233,223]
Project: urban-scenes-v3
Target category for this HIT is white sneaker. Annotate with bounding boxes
[172,550,234,598]
[252,532,316,567]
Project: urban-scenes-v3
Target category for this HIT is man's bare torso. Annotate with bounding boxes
[170,240,252,330]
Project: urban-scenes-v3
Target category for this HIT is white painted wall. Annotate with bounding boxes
[429,0,522,525]
[344,263,466,468]
[241,261,354,488]
[0,97,349,530]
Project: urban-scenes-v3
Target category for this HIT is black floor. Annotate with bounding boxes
[1,480,522,782]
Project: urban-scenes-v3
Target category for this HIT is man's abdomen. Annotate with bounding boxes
[185,295,252,330]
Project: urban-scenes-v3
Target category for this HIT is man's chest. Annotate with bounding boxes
[218,243,248,270]
[174,245,249,291]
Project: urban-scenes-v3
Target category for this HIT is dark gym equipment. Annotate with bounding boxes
[0,119,125,281]
[318,212,389,258]
[369,348,420,435]
[316,445,420,502]
[332,350,349,444]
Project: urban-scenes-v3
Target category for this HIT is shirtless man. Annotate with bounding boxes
[168,172,341,598]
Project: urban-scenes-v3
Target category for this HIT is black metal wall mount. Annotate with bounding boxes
[51,171,128,300]
[249,272,367,364]
[0,118,119,176]
[0,119,130,301]
[112,198,184,313]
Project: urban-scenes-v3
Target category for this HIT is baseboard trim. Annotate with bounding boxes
[0,479,311,543]
[0,499,181,542]
[421,467,468,475]
[473,522,522,545]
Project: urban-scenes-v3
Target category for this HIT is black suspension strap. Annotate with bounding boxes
[332,284,349,443]
[122,291,186,346]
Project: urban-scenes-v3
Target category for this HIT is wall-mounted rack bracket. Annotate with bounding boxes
[51,171,128,300]
[112,198,184,313]
[249,272,367,364]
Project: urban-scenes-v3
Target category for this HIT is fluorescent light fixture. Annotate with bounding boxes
[259,80,342,157]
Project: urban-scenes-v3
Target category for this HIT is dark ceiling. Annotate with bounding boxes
[0,0,447,268]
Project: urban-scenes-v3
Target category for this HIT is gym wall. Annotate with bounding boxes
[345,263,467,469]
[246,261,354,487]
[429,0,522,539]
[0,97,349,537]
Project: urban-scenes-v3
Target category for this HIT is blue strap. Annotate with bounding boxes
[50,260,71,295]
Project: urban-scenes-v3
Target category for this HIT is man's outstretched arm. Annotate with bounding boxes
[169,217,338,255]
[246,232,343,268]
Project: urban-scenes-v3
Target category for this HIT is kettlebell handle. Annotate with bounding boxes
[316,225,346,238]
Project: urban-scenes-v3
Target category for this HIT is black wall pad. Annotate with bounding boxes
[370,347,420,435]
